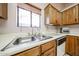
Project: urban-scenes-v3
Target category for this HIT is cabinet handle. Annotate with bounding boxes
[56,20,57,23]
[75,18,77,22]
[56,19,59,25]
[77,38,79,45]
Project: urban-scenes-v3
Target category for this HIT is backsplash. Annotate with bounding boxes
[67,25,79,34]
[57,25,79,34]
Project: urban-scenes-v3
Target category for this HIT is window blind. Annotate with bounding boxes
[17,3,41,15]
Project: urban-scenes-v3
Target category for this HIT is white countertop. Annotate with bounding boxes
[0,33,28,51]
[0,33,79,56]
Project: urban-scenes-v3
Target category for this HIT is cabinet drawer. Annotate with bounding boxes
[41,40,56,53]
[42,47,56,56]
[15,46,40,56]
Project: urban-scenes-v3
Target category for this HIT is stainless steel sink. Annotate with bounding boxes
[13,35,53,44]
[13,37,32,45]
[34,35,53,41]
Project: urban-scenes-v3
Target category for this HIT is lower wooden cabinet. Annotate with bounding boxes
[41,47,56,56]
[75,37,79,56]
[65,35,76,55]
[41,40,56,56]
[14,40,56,56]
[15,46,41,56]
[41,40,56,53]
[65,35,79,56]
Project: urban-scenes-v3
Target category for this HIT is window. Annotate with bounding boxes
[32,13,40,27]
[17,7,40,27]
[18,8,31,27]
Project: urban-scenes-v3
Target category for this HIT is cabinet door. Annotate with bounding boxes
[44,4,62,25]
[72,5,78,24]
[62,8,72,25]
[50,6,57,25]
[62,11,68,25]
[41,40,56,53]
[15,46,40,56]
[69,8,74,24]
[75,5,78,24]
[49,5,55,24]
[62,12,64,25]
[41,47,56,56]
[62,5,78,25]
[72,6,76,24]
[0,3,7,19]
[56,11,62,25]
[67,8,74,24]
[44,5,50,24]
[66,10,69,24]
[75,37,79,56]
[65,36,76,56]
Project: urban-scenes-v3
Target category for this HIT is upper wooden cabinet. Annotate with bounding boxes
[62,11,68,25]
[62,5,79,25]
[0,3,8,19]
[44,4,79,26]
[44,4,62,26]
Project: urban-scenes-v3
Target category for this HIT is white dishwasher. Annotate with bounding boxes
[57,36,66,56]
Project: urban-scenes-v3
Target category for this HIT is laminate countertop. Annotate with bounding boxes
[0,33,79,56]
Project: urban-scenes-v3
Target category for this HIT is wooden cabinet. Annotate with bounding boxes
[68,8,73,24]
[75,5,79,24]
[15,46,41,56]
[62,5,79,25]
[41,47,55,56]
[65,35,79,56]
[14,40,57,56]
[41,40,56,56]
[75,37,79,56]
[45,4,79,26]
[62,11,68,25]
[71,5,78,24]
[41,40,56,53]
[44,4,61,26]
[0,3,7,19]
[56,11,62,25]
[65,35,76,55]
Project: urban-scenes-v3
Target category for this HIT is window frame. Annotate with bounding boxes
[17,6,41,28]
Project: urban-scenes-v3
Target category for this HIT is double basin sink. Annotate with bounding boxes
[13,35,53,45]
